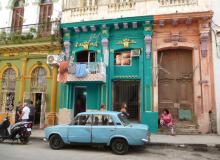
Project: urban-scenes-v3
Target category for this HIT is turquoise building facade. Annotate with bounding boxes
[59,16,158,133]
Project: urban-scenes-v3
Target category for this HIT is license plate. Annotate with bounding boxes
[27,128,31,131]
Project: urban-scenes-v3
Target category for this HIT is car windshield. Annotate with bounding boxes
[118,113,130,126]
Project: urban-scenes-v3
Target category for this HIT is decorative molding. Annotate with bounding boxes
[200,32,209,58]
[102,38,109,65]
[117,38,136,48]
[28,63,51,78]
[164,32,186,46]
[75,41,98,50]
[63,41,71,60]
[144,36,152,59]
[0,64,20,79]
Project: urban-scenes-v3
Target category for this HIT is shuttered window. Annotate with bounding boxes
[11,0,25,32]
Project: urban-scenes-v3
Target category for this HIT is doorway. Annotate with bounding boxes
[113,81,140,121]
[32,93,42,125]
[74,87,87,116]
[76,51,96,62]
[158,49,194,123]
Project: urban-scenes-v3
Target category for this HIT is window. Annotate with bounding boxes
[0,68,16,112]
[118,113,130,126]
[11,0,25,32]
[39,0,53,36]
[31,67,47,92]
[74,115,92,126]
[115,51,132,66]
[93,115,115,126]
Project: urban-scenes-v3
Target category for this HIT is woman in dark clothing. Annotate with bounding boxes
[15,102,22,123]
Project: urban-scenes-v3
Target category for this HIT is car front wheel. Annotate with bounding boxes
[111,138,128,155]
[49,134,64,150]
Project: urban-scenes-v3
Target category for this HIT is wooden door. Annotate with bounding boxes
[11,7,24,32]
[158,49,193,122]
[39,3,53,36]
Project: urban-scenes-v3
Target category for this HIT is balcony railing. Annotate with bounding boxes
[67,62,106,82]
[70,6,98,17]
[159,0,198,7]
[108,1,136,12]
[0,21,60,45]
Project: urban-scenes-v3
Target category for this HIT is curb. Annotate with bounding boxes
[149,142,220,152]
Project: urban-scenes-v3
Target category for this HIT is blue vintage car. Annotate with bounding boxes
[44,111,150,154]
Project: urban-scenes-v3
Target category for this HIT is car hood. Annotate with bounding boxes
[129,123,149,130]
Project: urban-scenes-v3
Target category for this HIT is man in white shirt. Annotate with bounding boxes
[21,102,30,122]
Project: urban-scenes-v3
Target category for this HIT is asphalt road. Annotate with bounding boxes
[0,140,219,160]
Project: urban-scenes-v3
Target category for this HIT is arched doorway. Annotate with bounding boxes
[31,66,47,127]
[158,49,194,125]
[0,68,16,112]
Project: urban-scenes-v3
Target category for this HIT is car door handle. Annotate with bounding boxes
[110,129,116,131]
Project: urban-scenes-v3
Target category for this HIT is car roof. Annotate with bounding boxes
[77,111,121,116]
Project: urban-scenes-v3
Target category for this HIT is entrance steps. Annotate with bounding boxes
[159,121,200,135]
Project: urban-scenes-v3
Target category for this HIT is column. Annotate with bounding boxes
[19,58,27,102]
[48,65,58,125]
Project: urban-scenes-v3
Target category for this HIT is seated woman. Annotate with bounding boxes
[159,109,175,136]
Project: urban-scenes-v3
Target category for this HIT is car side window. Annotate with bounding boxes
[74,115,92,126]
[93,115,115,126]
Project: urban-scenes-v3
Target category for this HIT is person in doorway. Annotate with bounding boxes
[76,100,85,114]
[15,101,22,123]
[29,101,36,127]
[159,109,175,136]
[20,102,30,122]
[120,103,129,118]
[100,104,105,112]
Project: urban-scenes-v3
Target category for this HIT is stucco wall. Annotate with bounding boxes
[0,0,62,28]
[212,0,220,134]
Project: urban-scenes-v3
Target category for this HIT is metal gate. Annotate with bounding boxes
[113,81,140,121]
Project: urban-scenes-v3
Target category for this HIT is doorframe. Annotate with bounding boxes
[73,86,87,117]
[152,43,201,124]
[31,92,46,128]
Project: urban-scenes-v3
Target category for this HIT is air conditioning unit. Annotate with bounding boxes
[131,49,140,57]
[47,55,58,65]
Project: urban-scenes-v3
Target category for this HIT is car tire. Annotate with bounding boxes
[111,138,128,155]
[49,134,64,150]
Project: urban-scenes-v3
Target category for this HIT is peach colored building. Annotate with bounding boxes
[153,11,215,134]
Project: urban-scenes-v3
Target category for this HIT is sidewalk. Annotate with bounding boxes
[31,129,220,147]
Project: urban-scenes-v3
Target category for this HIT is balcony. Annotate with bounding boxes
[108,1,136,12]
[0,21,60,46]
[159,0,198,7]
[71,6,98,17]
[67,62,106,83]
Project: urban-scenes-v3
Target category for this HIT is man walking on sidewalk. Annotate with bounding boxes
[21,102,30,122]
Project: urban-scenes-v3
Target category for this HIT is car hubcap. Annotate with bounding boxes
[116,143,123,151]
[53,137,60,146]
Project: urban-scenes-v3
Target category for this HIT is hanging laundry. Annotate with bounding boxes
[59,61,68,83]
[75,64,88,78]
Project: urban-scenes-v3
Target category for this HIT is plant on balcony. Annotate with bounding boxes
[0,31,7,44]
[11,30,22,43]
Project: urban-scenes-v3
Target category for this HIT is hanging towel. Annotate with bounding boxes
[75,64,88,78]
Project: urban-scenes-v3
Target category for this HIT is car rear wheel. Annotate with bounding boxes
[49,134,64,150]
[111,138,128,155]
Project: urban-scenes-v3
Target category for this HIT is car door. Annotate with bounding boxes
[92,114,116,144]
[67,114,92,143]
